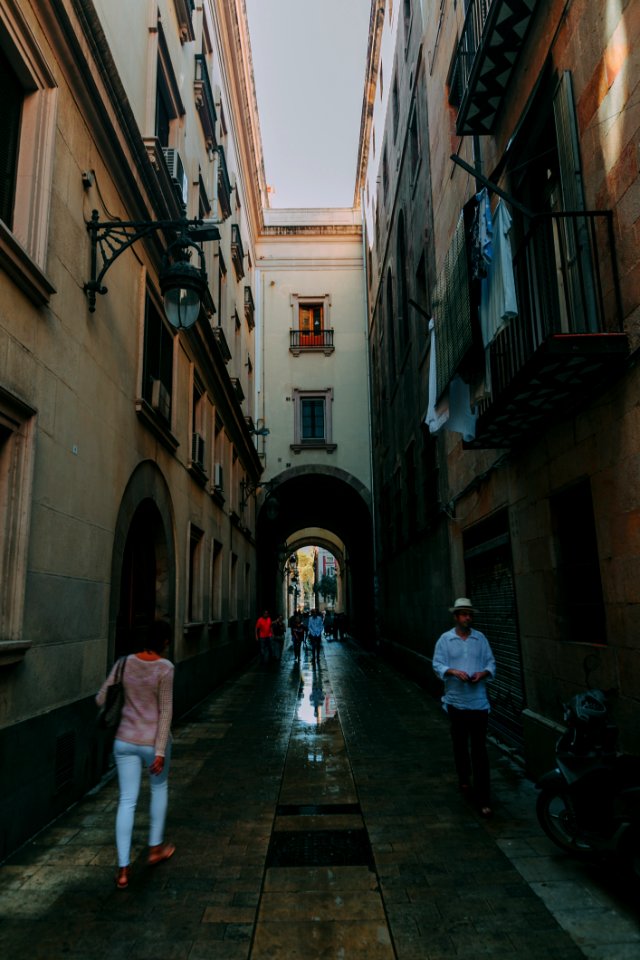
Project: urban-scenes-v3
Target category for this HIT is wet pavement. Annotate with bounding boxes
[1,639,639,959]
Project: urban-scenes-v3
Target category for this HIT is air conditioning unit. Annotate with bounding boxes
[162,147,188,206]
[213,462,224,490]
[151,378,171,421]
[191,432,205,469]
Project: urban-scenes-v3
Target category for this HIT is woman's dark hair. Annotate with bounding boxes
[147,619,172,653]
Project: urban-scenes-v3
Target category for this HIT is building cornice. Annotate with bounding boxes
[354,0,386,208]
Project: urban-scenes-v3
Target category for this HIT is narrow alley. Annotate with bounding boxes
[1,640,637,960]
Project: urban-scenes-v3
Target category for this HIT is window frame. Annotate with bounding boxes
[0,1,57,305]
[290,388,336,453]
[0,386,36,662]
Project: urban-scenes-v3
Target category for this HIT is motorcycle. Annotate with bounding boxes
[536,688,640,878]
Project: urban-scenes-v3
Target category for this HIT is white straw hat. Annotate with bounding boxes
[449,597,477,613]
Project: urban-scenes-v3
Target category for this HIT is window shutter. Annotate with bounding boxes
[553,71,598,331]
[552,71,586,212]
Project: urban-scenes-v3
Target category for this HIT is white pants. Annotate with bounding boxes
[113,738,172,867]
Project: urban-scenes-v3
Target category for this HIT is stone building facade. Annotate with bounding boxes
[0,0,265,858]
[360,0,640,773]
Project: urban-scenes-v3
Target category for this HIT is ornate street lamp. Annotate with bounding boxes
[84,208,220,326]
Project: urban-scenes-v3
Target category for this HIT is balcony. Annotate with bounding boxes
[230,377,245,403]
[231,224,245,280]
[467,211,628,449]
[217,146,232,220]
[211,324,231,363]
[244,286,255,329]
[450,0,539,135]
[174,0,195,42]
[194,54,217,151]
[290,329,335,356]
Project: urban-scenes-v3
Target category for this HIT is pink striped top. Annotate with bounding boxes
[96,655,174,756]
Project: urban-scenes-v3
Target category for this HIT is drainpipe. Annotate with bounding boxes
[360,190,380,647]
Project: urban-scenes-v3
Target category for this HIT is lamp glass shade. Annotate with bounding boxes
[160,260,204,329]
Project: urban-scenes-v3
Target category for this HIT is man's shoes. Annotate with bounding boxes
[147,842,176,866]
[115,866,130,889]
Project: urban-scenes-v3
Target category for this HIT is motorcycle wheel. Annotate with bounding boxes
[536,788,595,856]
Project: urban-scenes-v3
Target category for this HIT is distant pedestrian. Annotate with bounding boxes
[307,608,324,666]
[255,609,274,663]
[432,598,496,818]
[289,611,305,662]
[272,614,285,661]
[96,619,175,890]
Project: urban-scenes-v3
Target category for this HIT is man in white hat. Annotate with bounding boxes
[432,598,496,817]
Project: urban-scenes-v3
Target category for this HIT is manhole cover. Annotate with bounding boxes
[266,829,374,868]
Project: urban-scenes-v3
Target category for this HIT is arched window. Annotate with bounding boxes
[397,212,410,344]
[386,269,396,379]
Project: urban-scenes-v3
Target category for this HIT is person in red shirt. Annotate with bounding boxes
[255,610,273,663]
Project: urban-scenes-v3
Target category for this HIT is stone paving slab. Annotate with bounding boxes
[0,642,638,959]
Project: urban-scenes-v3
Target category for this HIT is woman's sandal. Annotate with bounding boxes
[147,842,176,866]
[115,866,130,889]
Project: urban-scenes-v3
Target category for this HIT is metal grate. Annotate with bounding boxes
[266,829,374,869]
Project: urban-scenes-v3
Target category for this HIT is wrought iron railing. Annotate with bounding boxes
[244,286,255,329]
[194,54,217,149]
[290,329,335,350]
[449,0,491,105]
[487,210,623,402]
[231,223,245,280]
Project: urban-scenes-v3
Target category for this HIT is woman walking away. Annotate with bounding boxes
[96,619,175,889]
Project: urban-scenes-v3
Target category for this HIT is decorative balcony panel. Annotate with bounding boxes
[174,0,196,42]
[244,286,255,329]
[217,146,232,220]
[230,377,245,402]
[231,223,245,280]
[194,54,217,151]
[211,324,231,363]
[451,0,539,135]
[466,211,627,448]
[290,329,335,356]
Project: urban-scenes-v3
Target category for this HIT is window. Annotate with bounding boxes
[386,269,396,379]
[142,294,174,424]
[289,294,333,354]
[187,524,204,623]
[409,103,421,180]
[230,552,238,620]
[382,147,389,198]
[392,75,399,141]
[0,388,36,661]
[550,480,606,644]
[403,0,412,46]
[397,212,410,344]
[190,376,207,474]
[291,389,336,452]
[0,7,57,305]
[210,539,223,620]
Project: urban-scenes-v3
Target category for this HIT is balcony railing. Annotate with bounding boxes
[231,224,245,280]
[289,329,335,356]
[194,54,217,150]
[469,210,627,448]
[217,145,232,220]
[450,0,539,135]
[244,286,255,329]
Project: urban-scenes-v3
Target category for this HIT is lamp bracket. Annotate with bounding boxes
[240,477,275,510]
[84,209,220,312]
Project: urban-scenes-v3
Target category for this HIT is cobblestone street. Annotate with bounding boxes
[1,640,638,959]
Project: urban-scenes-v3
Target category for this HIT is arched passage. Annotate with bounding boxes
[108,460,177,662]
[256,466,374,644]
